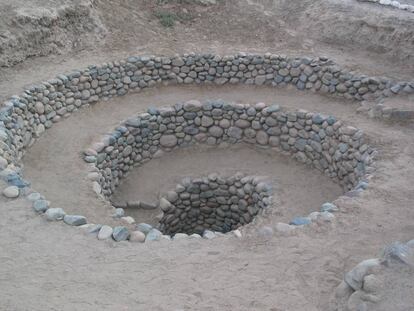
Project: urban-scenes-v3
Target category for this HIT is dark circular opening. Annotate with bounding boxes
[158,173,272,236]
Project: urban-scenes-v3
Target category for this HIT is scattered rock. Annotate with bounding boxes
[345,258,383,290]
[98,225,113,240]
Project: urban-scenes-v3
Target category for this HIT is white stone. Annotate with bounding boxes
[203,230,216,239]
[98,225,113,240]
[92,181,101,195]
[233,229,242,238]
[3,186,19,198]
[0,156,8,169]
[121,216,135,224]
[173,233,189,240]
[129,231,146,243]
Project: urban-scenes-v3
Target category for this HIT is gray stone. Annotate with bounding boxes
[0,156,7,169]
[166,190,178,202]
[160,135,178,148]
[256,131,269,145]
[45,208,66,221]
[112,226,130,241]
[227,127,243,139]
[209,126,224,138]
[159,198,172,211]
[183,100,202,112]
[63,215,87,226]
[201,116,214,127]
[27,192,41,201]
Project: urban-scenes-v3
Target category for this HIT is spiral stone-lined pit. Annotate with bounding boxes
[0,52,388,243]
[85,99,376,240]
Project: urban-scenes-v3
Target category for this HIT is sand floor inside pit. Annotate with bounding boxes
[22,85,353,226]
[113,144,342,226]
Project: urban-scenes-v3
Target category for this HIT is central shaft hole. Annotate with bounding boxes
[158,173,271,236]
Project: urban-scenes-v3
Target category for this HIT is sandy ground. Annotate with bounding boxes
[1,0,414,310]
[1,83,413,310]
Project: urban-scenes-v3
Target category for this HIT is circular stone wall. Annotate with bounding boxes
[0,52,387,242]
[86,99,376,202]
[158,174,272,236]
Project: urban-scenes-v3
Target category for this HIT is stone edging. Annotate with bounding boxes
[0,53,387,243]
[357,0,414,13]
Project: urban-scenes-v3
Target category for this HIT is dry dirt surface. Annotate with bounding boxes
[0,0,414,311]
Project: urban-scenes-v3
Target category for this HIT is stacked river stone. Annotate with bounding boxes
[158,174,272,236]
[0,53,411,174]
[86,100,376,204]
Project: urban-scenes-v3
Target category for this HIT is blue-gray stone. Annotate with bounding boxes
[184,126,199,135]
[321,202,339,212]
[64,215,87,226]
[290,217,312,226]
[136,223,153,234]
[312,114,326,124]
[355,181,368,190]
[338,143,349,153]
[33,199,49,213]
[88,224,103,234]
[147,107,159,115]
[84,156,96,163]
[113,208,125,218]
[310,141,322,153]
[125,118,141,127]
[112,226,130,241]
[146,228,162,241]
[45,208,66,221]
[6,173,30,188]
[295,138,307,151]
[326,116,336,125]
